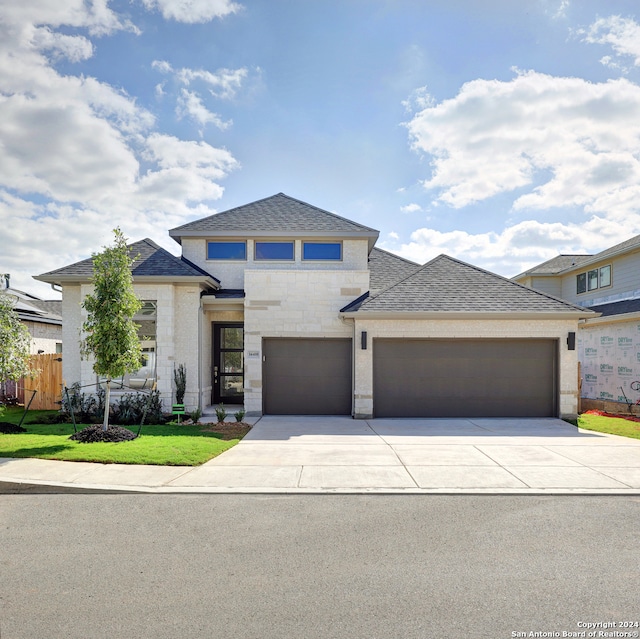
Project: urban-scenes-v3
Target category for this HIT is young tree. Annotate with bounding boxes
[0,293,35,381]
[81,228,142,430]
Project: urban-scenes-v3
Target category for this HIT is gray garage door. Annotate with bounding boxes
[373,339,557,418]
[263,338,352,415]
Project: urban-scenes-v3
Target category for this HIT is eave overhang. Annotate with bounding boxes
[170,229,380,251]
[339,310,600,320]
[581,310,640,326]
[34,274,221,289]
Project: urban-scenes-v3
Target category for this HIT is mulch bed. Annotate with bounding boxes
[199,421,252,440]
[583,409,640,423]
[69,425,138,443]
[0,422,27,434]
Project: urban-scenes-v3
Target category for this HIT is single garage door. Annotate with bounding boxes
[263,338,352,415]
[373,339,557,418]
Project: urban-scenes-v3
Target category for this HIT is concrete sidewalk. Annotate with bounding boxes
[2,416,640,494]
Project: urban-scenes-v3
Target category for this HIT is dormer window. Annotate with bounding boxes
[207,241,247,260]
[302,241,342,261]
[255,241,294,261]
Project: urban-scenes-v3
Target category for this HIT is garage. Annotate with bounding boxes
[263,338,352,415]
[373,338,557,418]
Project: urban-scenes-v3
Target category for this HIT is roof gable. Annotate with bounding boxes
[36,239,219,284]
[169,193,380,247]
[344,254,595,315]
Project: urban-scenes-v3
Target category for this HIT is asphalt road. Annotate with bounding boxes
[1,494,639,639]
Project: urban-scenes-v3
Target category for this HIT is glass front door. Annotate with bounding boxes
[212,323,244,404]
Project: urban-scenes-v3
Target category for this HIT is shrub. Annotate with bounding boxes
[61,384,164,425]
[215,404,227,423]
[111,390,163,425]
[234,409,246,422]
[190,406,202,423]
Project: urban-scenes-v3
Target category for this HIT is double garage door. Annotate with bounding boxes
[262,337,557,418]
[373,339,557,418]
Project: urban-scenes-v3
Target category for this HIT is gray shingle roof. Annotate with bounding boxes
[3,288,62,325]
[344,254,594,314]
[36,239,219,283]
[169,193,379,240]
[514,254,592,278]
[587,298,640,317]
[368,247,421,294]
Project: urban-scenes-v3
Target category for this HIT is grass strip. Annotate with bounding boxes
[0,408,248,466]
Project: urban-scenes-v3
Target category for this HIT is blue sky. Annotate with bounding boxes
[2,0,640,297]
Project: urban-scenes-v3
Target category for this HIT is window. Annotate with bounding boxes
[576,265,612,294]
[303,242,342,260]
[576,273,587,294]
[255,241,294,260]
[207,241,246,260]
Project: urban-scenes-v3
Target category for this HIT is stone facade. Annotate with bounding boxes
[242,268,369,414]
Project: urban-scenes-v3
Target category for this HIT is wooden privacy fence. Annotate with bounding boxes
[21,353,63,410]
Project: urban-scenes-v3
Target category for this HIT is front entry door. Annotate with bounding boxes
[212,323,244,404]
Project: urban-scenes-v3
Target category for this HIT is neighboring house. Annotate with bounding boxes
[0,276,62,354]
[35,193,595,419]
[0,277,63,405]
[513,234,640,409]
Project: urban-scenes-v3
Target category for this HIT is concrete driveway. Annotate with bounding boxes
[2,416,640,493]
[168,416,640,493]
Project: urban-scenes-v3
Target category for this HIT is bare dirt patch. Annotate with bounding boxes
[199,421,252,440]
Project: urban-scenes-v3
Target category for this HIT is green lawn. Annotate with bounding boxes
[577,412,640,441]
[0,407,248,465]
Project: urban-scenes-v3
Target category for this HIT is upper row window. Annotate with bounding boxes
[207,240,343,261]
[302,242,342,261]
[255,241,294,260]
[207,241,246,260]
[576,265,611,294]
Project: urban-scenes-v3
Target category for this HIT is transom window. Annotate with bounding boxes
[255,241,294,260]
[302,241,342,261]
[576,265,611,294]
[207,241,246,260]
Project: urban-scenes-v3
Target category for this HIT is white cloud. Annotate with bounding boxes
[176,89,231,130]
[152,59,173,74]
[0,2,239,297]
[580,16,640,68]
[30,27,94,62]
[401,86,434,113]
[400,203,422,214]
[2,0,139,36]
[385,215,633,278]
[141,0,240,24]
[176,66,248,100]
[405,70,640,219]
